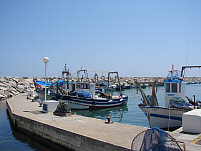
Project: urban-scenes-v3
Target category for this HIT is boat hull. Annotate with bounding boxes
[36,92,53,101]
[58,95,128,110]
[139,105,187,130]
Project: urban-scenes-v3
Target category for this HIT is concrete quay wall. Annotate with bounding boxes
[6,94,146,151]
[7,108,126,151]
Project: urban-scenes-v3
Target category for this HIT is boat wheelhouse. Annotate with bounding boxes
[164,69,186,108]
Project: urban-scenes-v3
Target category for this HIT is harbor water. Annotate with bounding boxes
[1,84,201,150]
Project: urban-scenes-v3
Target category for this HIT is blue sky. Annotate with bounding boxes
[1,0,201,77]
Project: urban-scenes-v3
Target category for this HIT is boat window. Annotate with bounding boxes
[172,83,177,93]
[179,83,181,93]
[81,83,87,89]
[77,83,81,89]
[166,83,170,92]
[86,84,90,89]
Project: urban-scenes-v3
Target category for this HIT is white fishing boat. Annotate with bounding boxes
[34,80,64,101]
[136,65,201,130]
[57,81,128,109]
[56,71,128,109]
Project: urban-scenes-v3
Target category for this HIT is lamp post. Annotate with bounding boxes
[43,57,49,102]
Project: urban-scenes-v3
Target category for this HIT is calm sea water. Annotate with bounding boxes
[1,84,201,150]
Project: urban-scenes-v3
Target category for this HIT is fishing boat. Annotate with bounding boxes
[108,83,120,91]
[56,71,128,109]
[136,65,201,130]
[122,83,131,89]
[34,80,64,101]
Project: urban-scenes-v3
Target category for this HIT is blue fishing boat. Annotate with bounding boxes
[34,80,64,101]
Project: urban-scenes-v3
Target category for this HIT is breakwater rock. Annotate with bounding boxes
[0,77,35,100]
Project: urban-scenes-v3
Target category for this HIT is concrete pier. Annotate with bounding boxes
[6,93,201,151]
[7,93,147,151]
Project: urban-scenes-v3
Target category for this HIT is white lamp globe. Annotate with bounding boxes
[43,57,49,63]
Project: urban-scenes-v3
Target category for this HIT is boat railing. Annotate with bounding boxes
[180,65,201,77]
[77,69,89,82]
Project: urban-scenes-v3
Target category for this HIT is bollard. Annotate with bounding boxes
[105,116,113,124]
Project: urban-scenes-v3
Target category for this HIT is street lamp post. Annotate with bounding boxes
[43,57,49,102]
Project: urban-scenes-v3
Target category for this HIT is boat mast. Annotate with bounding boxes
[94,72,98,83]
[108,72,122,96]
[171,65,174,80]
[62,63,70,82]
[135,81,159,106]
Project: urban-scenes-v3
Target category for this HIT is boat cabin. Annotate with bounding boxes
[164,70,186,107]
[63,82,96,99]
[63,82,76,92]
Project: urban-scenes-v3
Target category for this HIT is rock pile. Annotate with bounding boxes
[0,77,35,100]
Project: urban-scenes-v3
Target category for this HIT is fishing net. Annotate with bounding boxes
[170,97,191,107]
[131,127,185,151]
[53,101,71,116]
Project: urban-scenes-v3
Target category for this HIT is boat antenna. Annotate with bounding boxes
[183,40,189,78]
[185,40,189,66]
[171,65,174,80]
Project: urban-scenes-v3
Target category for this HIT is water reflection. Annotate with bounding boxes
[73,105,128,124]
[7,110,70,151]
[0,99,69,151]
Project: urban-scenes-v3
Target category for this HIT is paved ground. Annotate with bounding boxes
[169,126,201,150]
[192,136,201,145]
